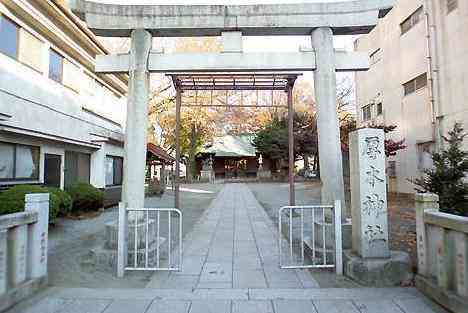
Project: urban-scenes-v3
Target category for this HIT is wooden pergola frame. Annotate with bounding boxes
[169,72,300,208]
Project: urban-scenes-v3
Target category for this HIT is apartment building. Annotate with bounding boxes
[354,0,468,194]
[0,0,127,204]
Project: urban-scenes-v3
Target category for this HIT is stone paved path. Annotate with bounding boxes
[9,184,445,313]
[146,183,319,289]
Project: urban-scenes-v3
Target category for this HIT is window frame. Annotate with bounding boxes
[388,161,397,178]
[48,48,64,84]
[0,141,40,182]
[362,104,372,121]
[447,0,458,14]
[403,73,428,96]
[376,103,383,116]
[105,155,123,187]
[400,6,423,35]
[370,48,382,65]
[0,14,20,60]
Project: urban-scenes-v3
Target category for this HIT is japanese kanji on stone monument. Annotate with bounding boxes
[350,128,390,259]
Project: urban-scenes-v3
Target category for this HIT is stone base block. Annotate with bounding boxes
[200,170,215,183]
[83,237,167,272]
[343,250,413,287]
[416,274,468,313]
[0,277,47,312]
[342,222,352,250]
[257,170,271,180]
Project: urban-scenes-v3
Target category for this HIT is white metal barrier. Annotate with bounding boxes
[117,205,182,276]
[278,200,342,275]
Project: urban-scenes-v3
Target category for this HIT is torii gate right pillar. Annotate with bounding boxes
[311,27,347,217]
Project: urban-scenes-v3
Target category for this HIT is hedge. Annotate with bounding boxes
[66,183,104,212]
[47,187,72,216]
[0,185,60,222]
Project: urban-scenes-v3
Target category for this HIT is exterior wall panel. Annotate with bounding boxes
[18,28,44,73]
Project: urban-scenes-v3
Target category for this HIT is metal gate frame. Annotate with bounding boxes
[117,204,182,277]
[278,200,342,275]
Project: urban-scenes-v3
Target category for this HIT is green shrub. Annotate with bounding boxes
[0,185,60,222]
[47,187,72,216]
[66,183,104,212]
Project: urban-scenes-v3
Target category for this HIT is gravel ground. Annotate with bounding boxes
[47,183,222,288]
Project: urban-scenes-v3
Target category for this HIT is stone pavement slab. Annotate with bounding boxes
[273,300,314,313]
[58,299,111,313]
[145,300,190,313]
[232,300,274,313]
[102,300,151,313]
[313,299,360,313]
[353,299,406,313]
[188,300,231,313]
[8,287,446,313]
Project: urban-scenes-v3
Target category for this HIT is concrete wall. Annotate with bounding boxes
[429,0,468,147]
[415,194,468,313]
[354,0,468,194]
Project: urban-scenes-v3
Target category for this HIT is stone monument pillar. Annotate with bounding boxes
[257,154,271,180]
[200,155,215,183]
[344,128,412,286]
[350,128,389,258]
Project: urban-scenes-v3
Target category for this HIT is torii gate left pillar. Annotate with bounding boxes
[121,29,152,210]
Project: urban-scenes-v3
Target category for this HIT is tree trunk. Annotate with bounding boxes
[303,154,310,171]
[187,123,198,183]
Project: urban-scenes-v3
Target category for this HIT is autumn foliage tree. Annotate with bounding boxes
[366,123,407,157]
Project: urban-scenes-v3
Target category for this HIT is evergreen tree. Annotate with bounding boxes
[413,123,468,216]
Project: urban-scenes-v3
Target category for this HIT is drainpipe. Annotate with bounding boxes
[423,0,442,151]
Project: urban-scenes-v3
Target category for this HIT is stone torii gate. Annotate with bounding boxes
[70,0,395,216]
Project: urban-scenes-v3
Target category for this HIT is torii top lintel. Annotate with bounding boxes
[69,0,395,37]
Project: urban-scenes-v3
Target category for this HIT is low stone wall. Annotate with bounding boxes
[415,193,468,313]
[0,194,49,312]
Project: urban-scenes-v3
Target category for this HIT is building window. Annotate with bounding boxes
[362,105,372,121]
[388,161,397,178]
[64,151,90,187]
[105,156,123,186]
[370,49,382,65]
[447,0,458,13]
[0,142,40,181]
[49,49,63,83]
[376,103,383,116]
[403,73,427,96]
[0,15,19,59]
[401,7,423,35]
[417,142,434,170]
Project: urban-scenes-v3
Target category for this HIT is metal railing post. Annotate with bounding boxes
[117,202,128,278]
[334,200,343,275]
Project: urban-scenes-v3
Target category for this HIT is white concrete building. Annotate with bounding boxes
[354,0,468,194]
[0,0,127,205]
